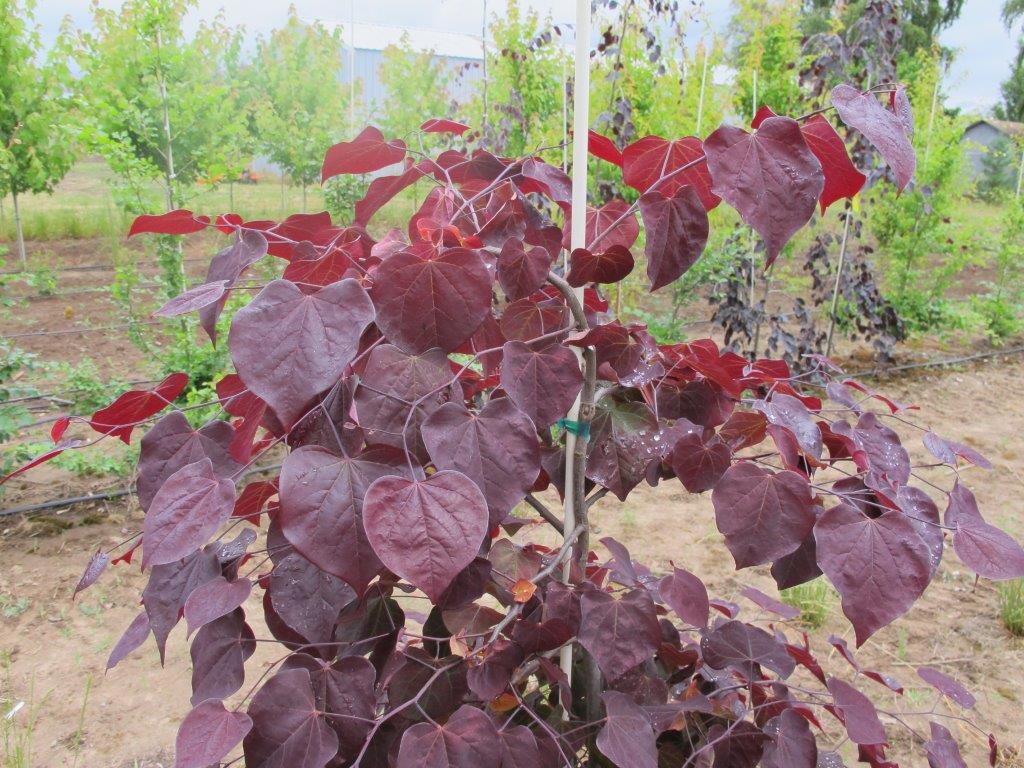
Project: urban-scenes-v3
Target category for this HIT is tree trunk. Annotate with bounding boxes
[12,191,26,269]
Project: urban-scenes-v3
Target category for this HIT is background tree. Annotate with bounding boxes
[997,0,1024,121]
[801,0,964,56]
[728,0,804,119]
[0,0,77,267]
[250,8,350,211]
[377,36,453,142]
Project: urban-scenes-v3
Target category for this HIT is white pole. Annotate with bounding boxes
[752,68,757,122]
[696,40,709,136]
[562,57,568,171]
[560,0,590,697]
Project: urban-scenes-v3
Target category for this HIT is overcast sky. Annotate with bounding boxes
[37,0,1018,115]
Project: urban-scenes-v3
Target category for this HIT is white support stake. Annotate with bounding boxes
[559,0,591,701]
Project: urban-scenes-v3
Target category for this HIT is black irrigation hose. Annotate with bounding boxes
[850,344,1024,379]
[0,463,282,519]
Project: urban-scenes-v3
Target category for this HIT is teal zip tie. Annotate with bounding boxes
[556,418,591,440]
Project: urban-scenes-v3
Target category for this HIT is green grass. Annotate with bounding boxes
[997,579,1024,637]
[0,157,420,243]
[780,578,835,630]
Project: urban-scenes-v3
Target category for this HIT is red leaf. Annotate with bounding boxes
[128,209,209,237]
[496,238,553,300]
[106,611,151,670]
[702,619,795,677]
[321,126,406,181]
[815,504,931,645]
[622,135,719,210]
[562,200,640,253]
[421,398,541,527]
[395,704,500,768]
[243,668,339,767]
[800,115,867,211]
[762,709,817,768]
[269,554,355,644]
[229,279,374,429]
[831,85,916,191]
[355,160,425,225]
[922,431,992,469]
[278,446,408,594]
[0,445,70,484]
[519,158,572,208]
[420,117,471,135]
[184,576,253,636]
[917,666,976,709]
[952,518,1024,580]
[596,691,658,768]
[579,588,660,681]
[50,415,71,443]
[711,463,817,568]
[924,722,967,768]
[704,116,824,266]
[88,373,188,444]
[232,479,278,524]
[827,677,887,745]
[659,566,709,628]
[142,458,236,568]
[740,585,800,620]
[363,471,490,601]
[499,341,583,429]
[638,186,710,291]
[371,246,492,354]
[154,280,229,318]
[566,245,635,287]
[74,550,109,597]
[175,700,252,768]
[588,129,624,166]
[586,398,661,501]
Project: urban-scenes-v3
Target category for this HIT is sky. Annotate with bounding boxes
[35,0,1019,115]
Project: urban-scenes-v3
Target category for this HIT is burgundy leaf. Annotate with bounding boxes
[175,700,252,768]
[770,534,822,590]
[579,588,661,681]
[498,725,542,768]
[638,186,710,291]
[74,550,109,597]
[704,116,824,266]
[659,567,709,628]
[815,504,931,645]
[922,431,992,470]
[371,246,492,354]
[497,238,553,300]
[197,229,270,342]
[741,586,800,620]
[519,158,572,207]
[917,667,975,709]
[88,373,188,444]
[128,209,209,237]
[754,393,823,460]
[190,608,256,705]
[422,398,541,527]
[708,721,769,768]
[155,280,229,317]
[321,125,406,181]
[800,115,867,212]
[143,547,221,662]
[270,553,356,645]
[566,245,635,287]
[952,519,1024,580]
[500,341,583,429]
[184,576,252,636]
[279,446,405,594]
[243,668,339,768]
[106,611,152,670]
[363,471,489,601]
[596,691,658,768]
[142,458,236,568]
[562,200,640,253]
[924,722,967,768]
[395,704,501,768]
[621,135,719,209]
[711,463,817,568]
[837,412,910,486]
[762,709,817,768]
[827,677,886,745]
[233,479,278,524]
[586,398,661,501]
[588,129,624,166]
[354,344,456,456]
[831,85,915,191]
[137,411,239,512]
[670,432,730,494]
[499,298,569,342]
[229,279,374,429]
[355,161,425,225]
[701,619,795,678]
[421,118,471,135]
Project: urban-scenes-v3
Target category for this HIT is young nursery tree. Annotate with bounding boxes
[0,0,77,267]
[8,77,1023,768]
[250,8,350,211]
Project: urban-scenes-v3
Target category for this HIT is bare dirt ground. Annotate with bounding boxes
[2,238,1023,766]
